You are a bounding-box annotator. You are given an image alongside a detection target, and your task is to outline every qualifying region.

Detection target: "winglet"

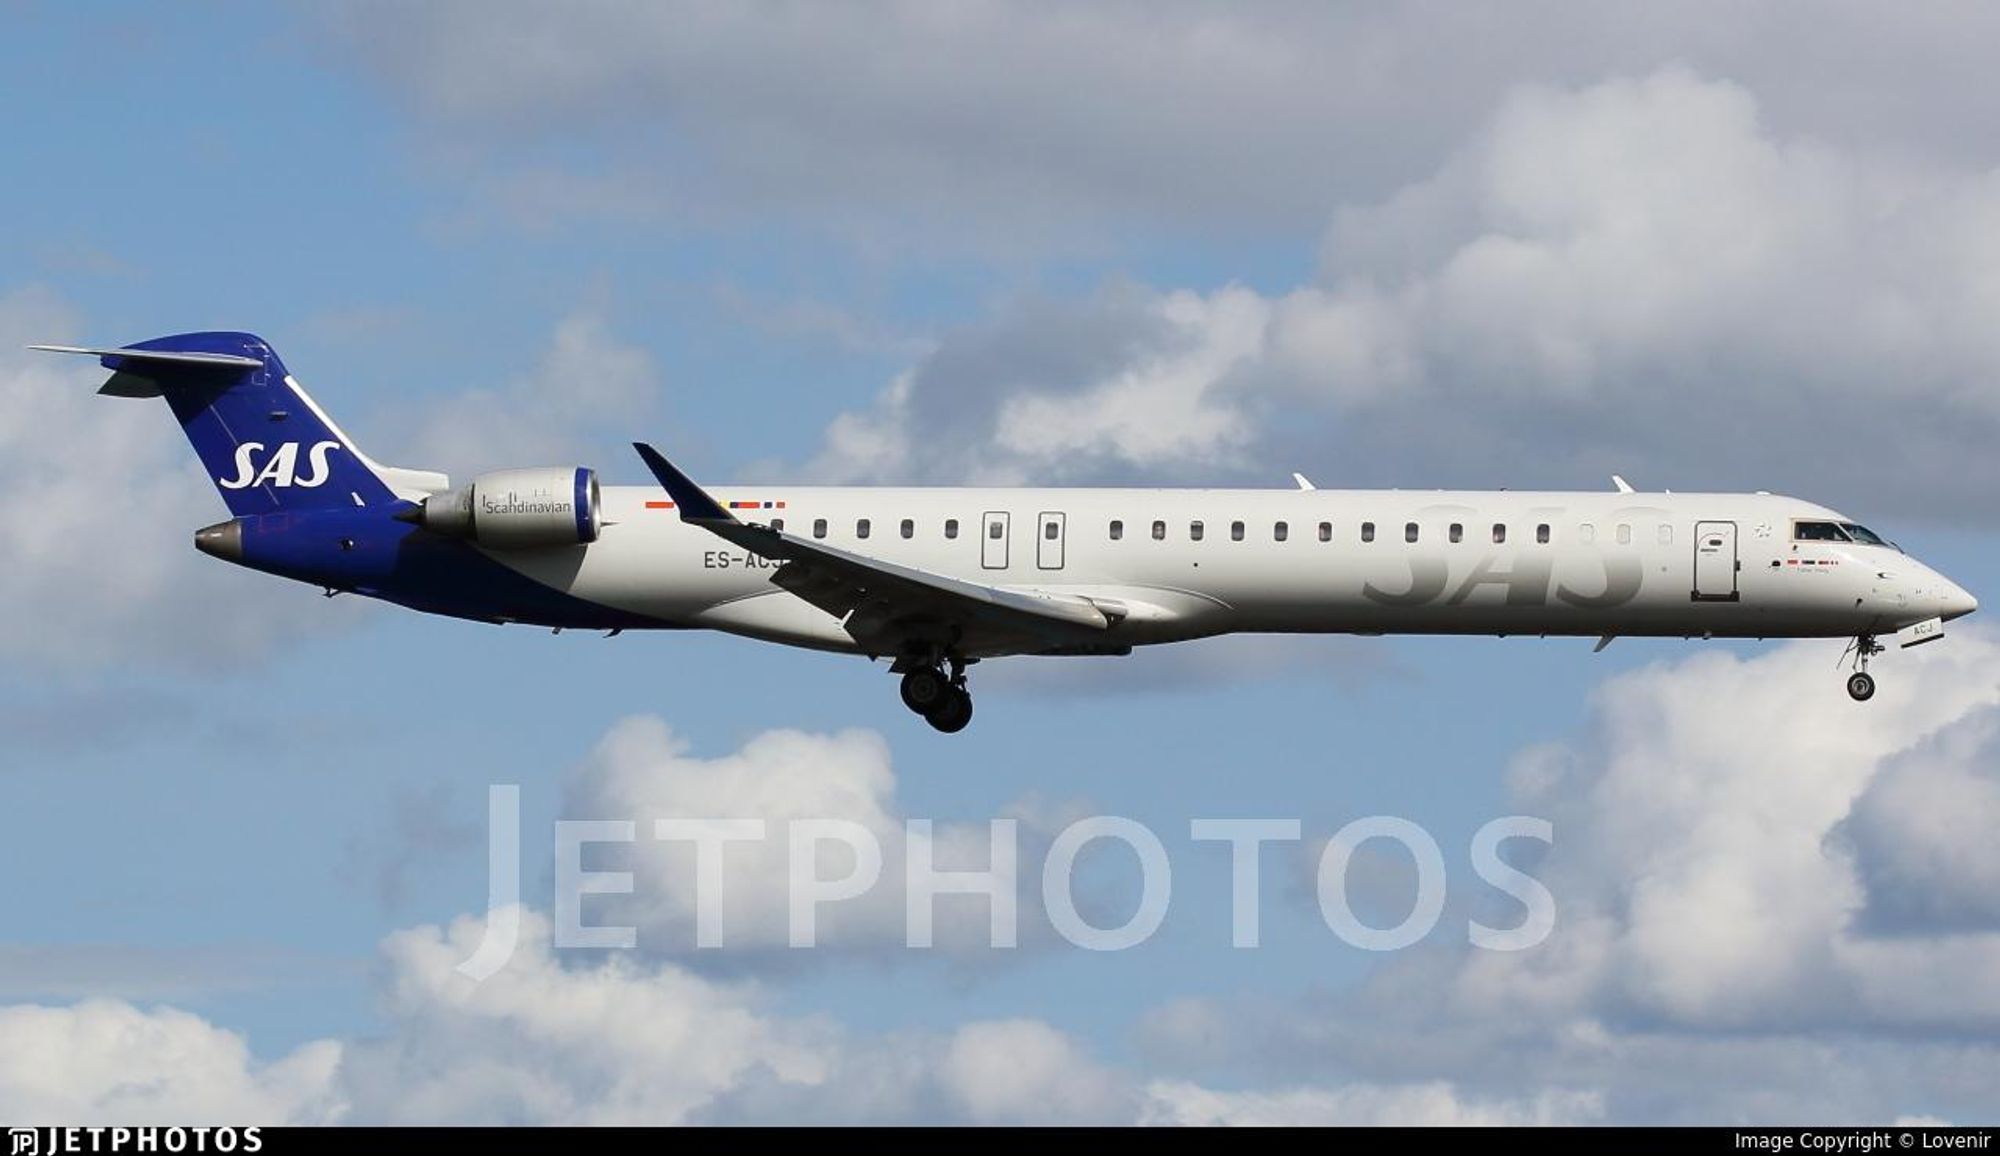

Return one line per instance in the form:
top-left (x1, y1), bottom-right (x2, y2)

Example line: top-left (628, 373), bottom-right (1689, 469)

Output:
top-left (632, 442), bottom-right (736, 524)
top-left (1292, 472), bottom-right (1316, 491)
top-left (1611, 474), bottom-right (1635, 494)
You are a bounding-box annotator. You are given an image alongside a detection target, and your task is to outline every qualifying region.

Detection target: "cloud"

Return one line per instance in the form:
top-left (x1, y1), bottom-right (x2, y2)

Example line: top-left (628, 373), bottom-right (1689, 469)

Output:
top-left (1836, 713), bottom-right (2000, 935)
top-left (340, 909), bottom-right (833, 1124)
top-left (0, 292), bottom-right (666, 679)
top-left (1480, 632), bottom-right (2000, 1035)
top-left (19, 653), bottom-right (2000, 1127)
top-left (0, 286), bottom-right (361, 671)
top-left (0, 1001), bottom-right (344, 1124)
top-left (561, 717), bottom-right (1062, 964)
top-left (1140, 629), bottom-right (2000, 1122)
top-left (0, 906), bottom-right (1141, 1125)
top-left (0, 944), bottom-right (357, 1004)
top-left (938, 1019), bottom-right (1136, 1124)
top-left (795, 68), bottom-right (2000, 525)
top-left (801, 284), bottom-right (1271, 485)
top-left (974, 634), bottom-right (1408, 697)
top-left (0, 906), bottom-right (1578, 1125)
top-left (385, 310), bottom-right (662, 479)
top-left (339, 781), bottom-right (484, 912)
top-left (1142, 1080), bottom-right (1602, 1126)
top-left (324, 3), bottom-right (2000, 247)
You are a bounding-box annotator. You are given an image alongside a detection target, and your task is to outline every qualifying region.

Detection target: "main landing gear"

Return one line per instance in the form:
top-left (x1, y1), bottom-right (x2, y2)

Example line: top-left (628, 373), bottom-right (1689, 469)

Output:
top-left (1842, 634), bottom-right (1885, 702)
top-left (899, 656), bottom-right (974, 733)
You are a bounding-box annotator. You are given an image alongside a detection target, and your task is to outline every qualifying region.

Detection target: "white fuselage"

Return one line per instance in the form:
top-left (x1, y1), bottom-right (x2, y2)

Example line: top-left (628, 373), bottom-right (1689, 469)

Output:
top-left (489, 485), bottom-right (1975, 658)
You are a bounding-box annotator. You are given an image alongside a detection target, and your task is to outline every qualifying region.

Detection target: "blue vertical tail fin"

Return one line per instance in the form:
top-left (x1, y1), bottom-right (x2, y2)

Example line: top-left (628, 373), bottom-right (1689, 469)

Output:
top-left (32, 331), bottom-right (444, 517)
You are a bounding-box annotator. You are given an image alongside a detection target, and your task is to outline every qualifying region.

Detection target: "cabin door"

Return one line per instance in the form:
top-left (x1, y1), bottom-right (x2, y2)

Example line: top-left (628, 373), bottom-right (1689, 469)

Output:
top-left (1693, 521), bottom-right (1739, 601)
top-left (1037, 511), bottom-right (1067, 570)
top-left (982, 511), bottom-right (1010, 569)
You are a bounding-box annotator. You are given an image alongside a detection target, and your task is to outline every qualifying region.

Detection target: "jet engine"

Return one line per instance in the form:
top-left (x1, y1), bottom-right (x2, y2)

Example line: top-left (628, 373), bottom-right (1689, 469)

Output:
top-left (409, 466), bottom-right (602, 548)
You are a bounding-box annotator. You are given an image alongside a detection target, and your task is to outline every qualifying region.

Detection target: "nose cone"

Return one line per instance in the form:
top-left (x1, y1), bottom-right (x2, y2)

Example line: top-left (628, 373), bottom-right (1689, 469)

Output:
top-left (194, 518), bottom-right (244, 562)
top-left (1941, 580), bottom-right (1979, 622)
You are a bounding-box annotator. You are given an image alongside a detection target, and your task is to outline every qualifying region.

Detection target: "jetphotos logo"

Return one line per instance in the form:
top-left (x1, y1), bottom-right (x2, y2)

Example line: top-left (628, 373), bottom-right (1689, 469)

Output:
top-left (455, 786), bottom-right (1557, 981)
top-left (216, 440), bottom-right (341, 489)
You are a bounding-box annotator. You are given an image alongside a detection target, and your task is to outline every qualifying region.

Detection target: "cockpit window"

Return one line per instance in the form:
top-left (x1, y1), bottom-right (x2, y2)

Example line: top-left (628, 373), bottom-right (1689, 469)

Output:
top-left (1793, 521), bottom-right (1852, 542)
top-left (1841, 523), bottom-right (1890, 547)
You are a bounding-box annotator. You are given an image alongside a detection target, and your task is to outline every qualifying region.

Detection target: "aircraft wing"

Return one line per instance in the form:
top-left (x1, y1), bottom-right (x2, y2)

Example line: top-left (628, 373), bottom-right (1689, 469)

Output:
top-left (632, 443), bottom-right (1118, 656)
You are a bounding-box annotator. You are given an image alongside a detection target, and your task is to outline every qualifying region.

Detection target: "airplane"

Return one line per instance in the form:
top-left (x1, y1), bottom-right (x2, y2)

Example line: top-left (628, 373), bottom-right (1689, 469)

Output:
top-left (34, 332), bottom-right (1979, 733)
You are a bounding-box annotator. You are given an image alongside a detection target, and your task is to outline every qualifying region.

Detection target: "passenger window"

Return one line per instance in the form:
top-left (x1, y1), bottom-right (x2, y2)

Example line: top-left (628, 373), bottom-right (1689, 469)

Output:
top-left (1152, 520), bottom-right (1166, 541)
top-left (1580, 523), bottom-right (1596, 544)
top-left (1191, 520), bottom-right (1205, 541)
top-left (1361, 522), bottom-right (1376, 543)
top-left (1405, 522), bottom-right (1419, 543)
top-left (901, 518), bottom-right (914, 539)
top-left (1449, 523), bottom-right (1463, 543)
top-left (813, 518), bottom-right (828, 539)
top-left (1230, 521), bottom-right (1245, 541)
top-left (1318, 522), bottom-right (1332, 542)
top-left (945, 518), bottom-right (959, 540)
top-left (770, 518), bottom-right (784, 533)
top-left (1657, 524), bottom-right (1672, 546)
top-left (1616, 523), bottom-right (1631, 545)
top-left (1044, 521), bottom-right (1059, 540)
top-left (1274, 521), bottom-right (1289, 542)
top-left (857, 518), bottom-right (871, 539)
top-left (1536, 523), bottom-right (1551, 544)
top-left (988, 520), bottom-right (1003, 540)
top-left (1109, 519), bottom-right (1123, 541)
top-left (1492, 524), bottom-right (1506, 544)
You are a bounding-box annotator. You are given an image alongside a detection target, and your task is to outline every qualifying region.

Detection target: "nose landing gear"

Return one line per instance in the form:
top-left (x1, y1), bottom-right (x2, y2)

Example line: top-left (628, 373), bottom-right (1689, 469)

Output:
top-left (1842, 634), bottom-right (1884, 702)
top-left (899, 655), bottom-right (974, 733)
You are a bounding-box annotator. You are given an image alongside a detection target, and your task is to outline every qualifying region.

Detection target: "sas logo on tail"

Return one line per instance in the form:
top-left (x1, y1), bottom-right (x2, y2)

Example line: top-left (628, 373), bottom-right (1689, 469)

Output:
top-left (218, 441), bottom-right (342, 489)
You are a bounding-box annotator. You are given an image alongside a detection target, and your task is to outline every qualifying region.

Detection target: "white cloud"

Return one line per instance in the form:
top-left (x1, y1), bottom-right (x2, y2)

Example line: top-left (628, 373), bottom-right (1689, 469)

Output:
top-left (563, 717), bottom-right (1055, 961)
top-left (0, 1001), bottom-right (344, 1125)
top-left (974, 633), bottom-right (1407, 697)
top-left (1838, 713), bottom-right (2000, 934)
top-left (939, 1019), bottom-right (1135, 1124)
top-left (1140, 629), bottom-right (2000, 1122)
top-left (804, 286), bottom-right (1270, 485)
top-left (1141, 1079), bottom-right (1602, 1126)
top-left (341, 909), bottom-right (832, 1124)
top-left (326, 3), bottom-right (2000, 247)
top-left (0, 906), bottom-right (1140, 1125)
top-left (0, 294), bottom-right (659, 674)
top-left (1480, 632), bottom-right (2000, 1033)
top-left (387, 311), bottom-right (661, 479)
top-left (795, 68), bottom-right (2000, 525)
top-left (15, 660), bottom-right (2000, 1126)
top-left (988, 289), bottom-right (1269, 474)
top-left (0, 286), bottom-right (358, 670)
top-left (0, 910), bottom-right (1588, 1126)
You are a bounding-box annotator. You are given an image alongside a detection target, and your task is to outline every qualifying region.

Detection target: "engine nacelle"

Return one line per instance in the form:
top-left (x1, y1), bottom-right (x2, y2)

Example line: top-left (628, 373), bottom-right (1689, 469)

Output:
top-left (413, 466), bottom-right (602, 548)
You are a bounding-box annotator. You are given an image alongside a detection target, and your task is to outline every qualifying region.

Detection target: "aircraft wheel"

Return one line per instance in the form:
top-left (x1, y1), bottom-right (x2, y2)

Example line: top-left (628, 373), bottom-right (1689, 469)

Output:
top-left (901, 667), bottom-right (950, 714)
top-left (925, 687), bottom-right (974, 733)
top-left (1847, 671), bottom-right (1876, 702)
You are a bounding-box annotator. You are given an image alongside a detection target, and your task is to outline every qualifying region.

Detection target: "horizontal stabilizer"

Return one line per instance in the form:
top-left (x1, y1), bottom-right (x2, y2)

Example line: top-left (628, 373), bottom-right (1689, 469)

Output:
top-left (29, 344), bottom-right (265, 370)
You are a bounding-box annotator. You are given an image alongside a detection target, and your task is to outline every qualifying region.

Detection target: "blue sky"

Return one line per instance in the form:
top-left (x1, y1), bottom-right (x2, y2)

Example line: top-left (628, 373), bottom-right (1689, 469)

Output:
top-left (4, 2), bottom-right (2000, 1125)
